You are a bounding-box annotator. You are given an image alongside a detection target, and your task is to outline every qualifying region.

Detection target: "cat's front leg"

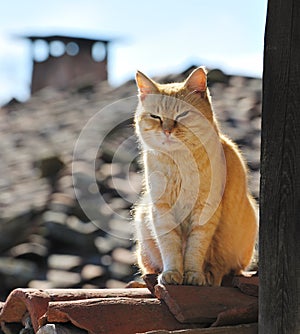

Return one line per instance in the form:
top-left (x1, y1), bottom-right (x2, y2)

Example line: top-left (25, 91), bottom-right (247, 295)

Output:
top-left (153, 207), bottom-right (184, 285)
top-left (183, 214), bottom-right (219, 286)
top-left (183, 228), bottom-right (208, 286)
top-left (158, 231), bottom-right (184, 284)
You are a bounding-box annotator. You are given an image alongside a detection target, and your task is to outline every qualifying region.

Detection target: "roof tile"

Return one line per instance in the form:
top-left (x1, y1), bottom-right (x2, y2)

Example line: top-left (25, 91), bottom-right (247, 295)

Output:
top-left (138, 323), bottom-right (258, 333)
top-left (154, 284), bottom-right (257, 325)
top-left (232, 275), bottom-right (259, 297)
top-left (44, 297), bottom-right (190, 334)
top-left (0, 288), bottom-right (152, 332)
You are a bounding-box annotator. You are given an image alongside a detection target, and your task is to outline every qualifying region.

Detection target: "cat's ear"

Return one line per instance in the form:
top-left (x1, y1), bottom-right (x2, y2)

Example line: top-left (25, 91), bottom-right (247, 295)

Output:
top-left (136, 71), bottom-right (159, 100)
top-left (184, 67), bottom-right (207, 96)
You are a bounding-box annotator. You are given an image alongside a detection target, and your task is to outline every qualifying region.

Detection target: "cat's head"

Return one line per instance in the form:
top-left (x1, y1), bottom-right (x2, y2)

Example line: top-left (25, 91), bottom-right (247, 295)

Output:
top-left (134, 67), bottom-right (216, 152)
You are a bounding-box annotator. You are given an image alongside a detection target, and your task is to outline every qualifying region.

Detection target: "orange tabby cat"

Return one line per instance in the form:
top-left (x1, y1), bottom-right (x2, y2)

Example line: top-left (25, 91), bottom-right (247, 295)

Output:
top-left (134, 67), bottom-right (257, 286)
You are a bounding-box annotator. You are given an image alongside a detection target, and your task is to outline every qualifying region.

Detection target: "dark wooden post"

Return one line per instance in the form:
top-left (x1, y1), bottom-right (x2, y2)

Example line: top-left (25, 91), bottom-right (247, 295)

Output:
top-left (260, 0), bottom-right (300, 333)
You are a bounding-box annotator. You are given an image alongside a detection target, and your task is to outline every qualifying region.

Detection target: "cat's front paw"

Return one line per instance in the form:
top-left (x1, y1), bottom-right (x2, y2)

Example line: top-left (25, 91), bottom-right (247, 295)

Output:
top-left (159, 270), bottom-right (183, 285)
top-left (183, 270), bottom-right (206, 286)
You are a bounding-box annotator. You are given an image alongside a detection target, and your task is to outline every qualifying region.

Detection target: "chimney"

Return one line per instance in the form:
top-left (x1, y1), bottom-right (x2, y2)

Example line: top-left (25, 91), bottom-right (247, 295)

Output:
top-left (24, 35), bottom-right (111, 93)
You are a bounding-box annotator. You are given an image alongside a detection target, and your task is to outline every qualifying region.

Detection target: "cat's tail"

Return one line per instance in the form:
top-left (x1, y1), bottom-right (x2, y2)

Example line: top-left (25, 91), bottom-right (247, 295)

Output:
top-left (246, 210), bottom-right (259, 272)
top-left (246, 238), bottom-right (259, 271)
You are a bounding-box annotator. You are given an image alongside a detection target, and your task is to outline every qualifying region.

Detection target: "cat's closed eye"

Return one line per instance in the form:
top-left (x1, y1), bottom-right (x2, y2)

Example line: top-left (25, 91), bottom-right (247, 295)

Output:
top-left (176, 110), bottom-right (190, 120)
top-left (150, 114), bottom-right (162, 120)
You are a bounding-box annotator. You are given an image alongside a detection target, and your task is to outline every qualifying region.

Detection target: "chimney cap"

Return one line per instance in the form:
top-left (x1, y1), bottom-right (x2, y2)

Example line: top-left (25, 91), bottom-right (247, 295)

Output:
top-left (17, 34), bottom-right (114, 45)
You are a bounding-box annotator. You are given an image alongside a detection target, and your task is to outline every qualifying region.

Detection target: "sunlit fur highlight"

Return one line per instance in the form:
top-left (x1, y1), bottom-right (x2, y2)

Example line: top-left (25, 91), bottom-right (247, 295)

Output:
top-left (134, 67), bottom-right (258, 286)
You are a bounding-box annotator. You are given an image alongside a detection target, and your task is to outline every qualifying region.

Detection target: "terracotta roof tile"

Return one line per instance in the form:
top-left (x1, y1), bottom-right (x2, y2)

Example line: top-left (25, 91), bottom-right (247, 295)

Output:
top-left (155, 285), bottom-right (257, 326)
top-left (232, 275), bottom-right (259, 297)
top-left (0, 275), bottom-right (258, 333)
top-left (0, 288), bottom-right (152, 332)
top-left (139, 323), bottom-right (258, 333)
top-left (44, 297), bottom-right (189, 334)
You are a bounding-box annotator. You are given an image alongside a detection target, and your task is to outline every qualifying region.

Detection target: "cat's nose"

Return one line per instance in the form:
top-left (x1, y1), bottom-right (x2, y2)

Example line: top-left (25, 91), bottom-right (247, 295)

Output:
top-left (162, 118), bottom-right (175, 137)
top-left (163, 129), bottom-right (172, 137)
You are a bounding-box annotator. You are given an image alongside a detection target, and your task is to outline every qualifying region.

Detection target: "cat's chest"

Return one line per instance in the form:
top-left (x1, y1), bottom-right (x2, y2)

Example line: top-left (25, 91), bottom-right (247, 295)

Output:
top-left (148, 153), bottom-right (203, 206)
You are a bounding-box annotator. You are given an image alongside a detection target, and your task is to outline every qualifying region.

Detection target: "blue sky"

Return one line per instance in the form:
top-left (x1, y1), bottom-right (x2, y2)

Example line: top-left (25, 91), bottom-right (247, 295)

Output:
top-left (0, 0), bottom-right (267, 105)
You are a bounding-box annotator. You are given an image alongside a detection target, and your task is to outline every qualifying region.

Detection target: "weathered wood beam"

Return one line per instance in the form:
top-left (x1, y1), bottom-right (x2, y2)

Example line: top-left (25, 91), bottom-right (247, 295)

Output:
top-left (260, 0), bottom-right (300, 333)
